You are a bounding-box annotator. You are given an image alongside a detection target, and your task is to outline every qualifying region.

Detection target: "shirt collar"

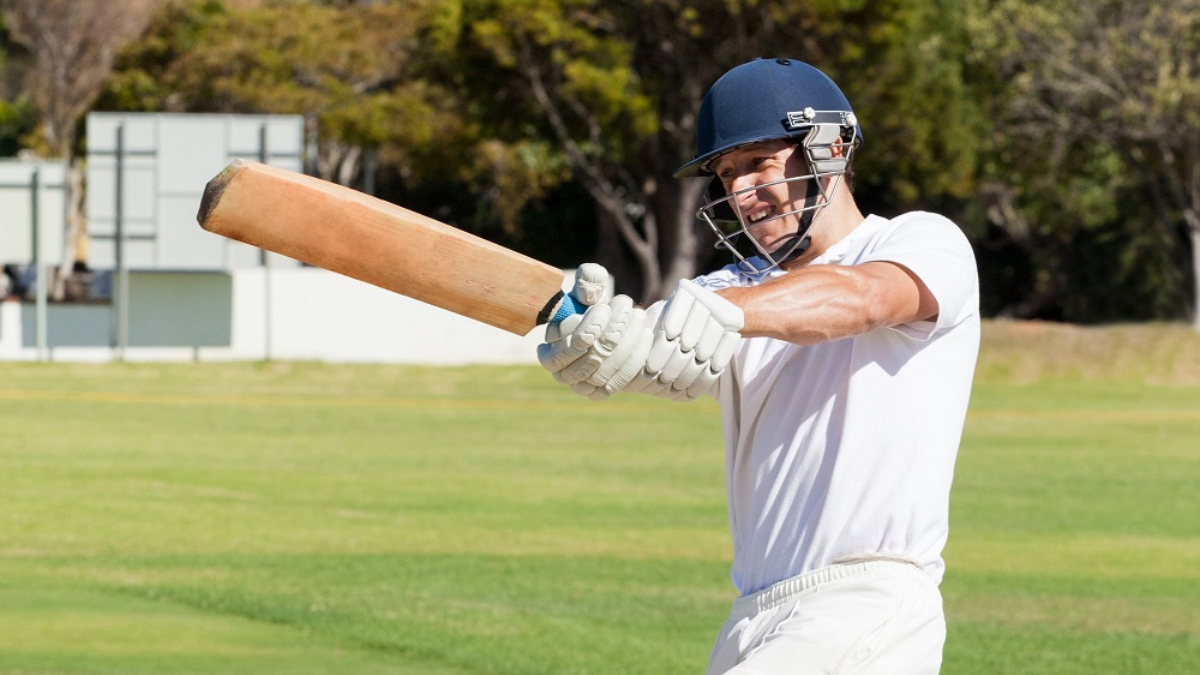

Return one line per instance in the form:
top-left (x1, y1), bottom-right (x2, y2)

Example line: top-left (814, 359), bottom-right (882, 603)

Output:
top-left (811, 215), bottom-right (888, 265)
top-left (735, 214), bottom-right (887, 283)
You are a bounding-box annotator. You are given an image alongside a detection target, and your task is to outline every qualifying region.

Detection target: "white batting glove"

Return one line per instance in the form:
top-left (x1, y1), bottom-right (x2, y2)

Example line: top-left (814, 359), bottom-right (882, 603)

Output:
top-left (542, 295), bottom-right (656, 400)
top-left (624, 279), bottom-right (743, 401)
top-left (538, 264), bottom-right (655, 401)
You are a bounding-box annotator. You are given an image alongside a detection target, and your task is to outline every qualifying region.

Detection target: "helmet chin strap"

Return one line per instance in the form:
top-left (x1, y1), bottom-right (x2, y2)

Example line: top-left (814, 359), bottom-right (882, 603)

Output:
top-left (770, 232), bottom-right (811, 267)
top-left (767, 174), bottom-right (822, 268)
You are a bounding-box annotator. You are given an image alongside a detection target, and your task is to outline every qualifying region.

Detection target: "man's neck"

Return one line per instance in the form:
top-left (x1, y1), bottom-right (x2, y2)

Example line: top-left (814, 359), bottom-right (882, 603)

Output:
top-left (782, 190), bottom-right (865, 268)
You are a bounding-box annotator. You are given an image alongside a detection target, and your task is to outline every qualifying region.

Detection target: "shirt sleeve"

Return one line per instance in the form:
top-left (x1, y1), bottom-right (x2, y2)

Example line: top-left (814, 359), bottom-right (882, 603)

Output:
top-left (692, 264), bottom-right (747, 291)
top-left (860, 212), bottom-right (980, 341)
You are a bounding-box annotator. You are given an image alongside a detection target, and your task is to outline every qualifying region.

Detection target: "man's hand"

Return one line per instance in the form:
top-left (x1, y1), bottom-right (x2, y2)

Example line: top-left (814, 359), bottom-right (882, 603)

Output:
top-left (541, 295), bottom-right (656, 400)
top-left (537, 264), bottom-right (656, 401)
top-left (538, 269), bottom-right (743, 402)
top-left (625, 279), bottom-right (743, 401)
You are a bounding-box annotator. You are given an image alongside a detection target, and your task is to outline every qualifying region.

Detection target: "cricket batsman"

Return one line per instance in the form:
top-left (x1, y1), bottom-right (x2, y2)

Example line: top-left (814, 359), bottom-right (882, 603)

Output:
top-left (539, 57), bottom-right (981, 674)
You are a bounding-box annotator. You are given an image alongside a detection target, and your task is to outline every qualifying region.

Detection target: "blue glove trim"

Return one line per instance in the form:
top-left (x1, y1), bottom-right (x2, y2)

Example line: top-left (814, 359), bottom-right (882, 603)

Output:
top-left (551, 292), bottom-right (585, 324)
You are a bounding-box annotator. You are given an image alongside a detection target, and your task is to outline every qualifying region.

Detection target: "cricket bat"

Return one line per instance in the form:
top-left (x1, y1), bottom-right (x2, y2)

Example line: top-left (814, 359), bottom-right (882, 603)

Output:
top-left (196, 159), bottom-right (579, 335)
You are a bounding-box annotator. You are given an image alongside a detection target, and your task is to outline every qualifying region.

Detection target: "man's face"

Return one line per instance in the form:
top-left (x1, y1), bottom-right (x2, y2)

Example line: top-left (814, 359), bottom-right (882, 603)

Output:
top-left (709, 139), bottom-right (813, 254)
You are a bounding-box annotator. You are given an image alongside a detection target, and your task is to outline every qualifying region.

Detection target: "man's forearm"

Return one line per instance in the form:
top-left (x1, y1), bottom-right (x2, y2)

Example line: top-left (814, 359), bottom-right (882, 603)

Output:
top-left (716, 262), bottom-right (935, 345)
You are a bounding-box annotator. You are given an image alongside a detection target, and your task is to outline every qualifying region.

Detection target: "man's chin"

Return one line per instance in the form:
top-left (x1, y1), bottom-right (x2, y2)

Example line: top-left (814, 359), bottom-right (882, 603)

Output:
top-left (778, 256), bottom-right (810, 271)
top-left (762, 233), bottom-right (815, 269)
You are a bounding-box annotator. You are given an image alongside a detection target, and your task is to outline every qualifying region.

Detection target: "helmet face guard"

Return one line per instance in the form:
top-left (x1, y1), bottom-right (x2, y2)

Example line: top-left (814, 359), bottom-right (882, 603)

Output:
top-left (697, 122), bottom-right (857, 274)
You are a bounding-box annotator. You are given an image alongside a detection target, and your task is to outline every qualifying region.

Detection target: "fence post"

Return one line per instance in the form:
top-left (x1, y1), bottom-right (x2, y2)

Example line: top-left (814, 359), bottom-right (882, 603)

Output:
top-left (259, 122), bottom-right (272, 361)
top-left (114, 124), bottom-right (129, 361)
top-left (31, 167), bottom-right (47, 361)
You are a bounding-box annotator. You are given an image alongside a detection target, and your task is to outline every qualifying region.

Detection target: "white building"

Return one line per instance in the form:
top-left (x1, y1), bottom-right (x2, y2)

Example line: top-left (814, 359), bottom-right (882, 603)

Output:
top-left (0, 113), bottom-right (551, 364)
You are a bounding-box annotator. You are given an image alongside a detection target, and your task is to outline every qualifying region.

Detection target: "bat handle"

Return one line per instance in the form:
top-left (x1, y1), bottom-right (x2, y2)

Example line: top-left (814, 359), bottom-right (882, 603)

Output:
top-left (548, 292), bottom-right (586, 324)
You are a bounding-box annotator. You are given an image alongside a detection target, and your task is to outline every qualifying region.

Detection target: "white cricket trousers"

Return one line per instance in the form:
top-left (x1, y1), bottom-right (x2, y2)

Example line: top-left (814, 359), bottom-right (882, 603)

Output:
top-left (705, 560), bottom-right (945, 675)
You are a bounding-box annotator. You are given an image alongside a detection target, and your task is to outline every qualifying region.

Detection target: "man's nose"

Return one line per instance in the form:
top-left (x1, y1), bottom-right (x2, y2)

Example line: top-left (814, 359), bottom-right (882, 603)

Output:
top-left (727, 173), bottom-right (759, 198)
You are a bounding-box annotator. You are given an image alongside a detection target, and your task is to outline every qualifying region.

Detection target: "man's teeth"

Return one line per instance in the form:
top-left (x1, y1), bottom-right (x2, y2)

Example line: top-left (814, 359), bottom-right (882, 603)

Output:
top-left (749, 210), bottom-right (769, 223)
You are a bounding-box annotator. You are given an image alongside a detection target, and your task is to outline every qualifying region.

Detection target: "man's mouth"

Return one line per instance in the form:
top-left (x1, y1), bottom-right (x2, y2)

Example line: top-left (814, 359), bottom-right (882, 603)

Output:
top-left (746, 207), bottom-right (772, 224)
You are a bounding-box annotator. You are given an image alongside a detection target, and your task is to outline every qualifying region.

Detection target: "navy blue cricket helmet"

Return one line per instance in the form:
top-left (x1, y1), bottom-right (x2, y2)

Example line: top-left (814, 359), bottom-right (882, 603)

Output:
top-left (678, 58), bottom-right (864, 273)
top-left (674, 58), bottom-right (861, 178)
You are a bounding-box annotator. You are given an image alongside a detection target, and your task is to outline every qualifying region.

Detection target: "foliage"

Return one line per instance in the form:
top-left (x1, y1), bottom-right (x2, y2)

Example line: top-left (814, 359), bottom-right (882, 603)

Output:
top-left (840, 0), bottom-right (987, 215)
top-left (99, 0), bottom-right (469, 191)
top-left (7, 0), bottom-right (1199, 322)
top-left (1, 0), bottom-right (157, 156)
top-left (94, 0), bottom-right (993, 302)
top-left (966, 0), bottom-right (1200, 322)
top-left (0, 95), bottom-right (34, 156)
top-left (436, 0), bottom-right (987, 299)
top-left (444, 0), bottom-right (670, 293)
top-left (0, 15), bottom-right (36, 157)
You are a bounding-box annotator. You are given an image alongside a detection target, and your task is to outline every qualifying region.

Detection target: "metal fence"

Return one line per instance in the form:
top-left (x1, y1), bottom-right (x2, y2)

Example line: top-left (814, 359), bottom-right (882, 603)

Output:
top-left (0, 159), bottom-right (67, 360)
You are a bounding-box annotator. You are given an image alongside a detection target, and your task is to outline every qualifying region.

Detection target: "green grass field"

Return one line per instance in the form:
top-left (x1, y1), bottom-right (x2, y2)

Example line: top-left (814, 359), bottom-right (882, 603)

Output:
top-left (0, 320), bottom-right (1197, 674)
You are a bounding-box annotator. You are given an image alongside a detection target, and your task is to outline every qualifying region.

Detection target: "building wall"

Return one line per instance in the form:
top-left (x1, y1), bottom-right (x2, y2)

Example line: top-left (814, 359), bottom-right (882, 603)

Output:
top-left (0, 114), bottom-right (565, 366)
top-left (0, 267), bottom-right (558, 365)
top-left (86, 112), bottom-right (305, 271)
top-left (0, 158), bottom-right (67, 266)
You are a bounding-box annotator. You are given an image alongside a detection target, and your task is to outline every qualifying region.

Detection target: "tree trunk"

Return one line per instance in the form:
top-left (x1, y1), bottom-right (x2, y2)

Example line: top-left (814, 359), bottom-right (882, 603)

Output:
top-left (337, 145), bottom-right (362, 188)
top-left (659, 178), bottom-right (708, 289)
top-left (52, 155), bottom-right (85, 301)
top-left (590, 207), bottom-right (629, 294)
top-left (1191, 224), bottom-right (1200, 330)
top-left (573, 172), bottom-right (661, 304)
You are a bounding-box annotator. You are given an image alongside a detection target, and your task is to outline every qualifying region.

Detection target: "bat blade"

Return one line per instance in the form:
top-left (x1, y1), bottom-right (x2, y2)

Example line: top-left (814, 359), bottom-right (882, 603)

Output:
top-left (197, 160), bottom-right (568, 336)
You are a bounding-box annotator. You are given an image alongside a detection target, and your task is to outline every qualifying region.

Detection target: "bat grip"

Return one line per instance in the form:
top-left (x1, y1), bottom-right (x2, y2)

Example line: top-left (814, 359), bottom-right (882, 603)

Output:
top-left (549, 292), bottom-right (586, 324)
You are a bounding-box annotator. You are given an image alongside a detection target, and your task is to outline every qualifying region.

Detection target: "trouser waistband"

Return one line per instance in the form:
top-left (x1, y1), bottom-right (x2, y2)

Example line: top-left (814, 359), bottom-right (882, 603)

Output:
top-left (732, 557), bottom-right (924, 616)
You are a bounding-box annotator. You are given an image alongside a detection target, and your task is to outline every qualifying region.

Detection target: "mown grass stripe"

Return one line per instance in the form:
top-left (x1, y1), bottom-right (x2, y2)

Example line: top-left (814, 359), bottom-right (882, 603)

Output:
top-left (4, 387), bottom-right (1198, 421)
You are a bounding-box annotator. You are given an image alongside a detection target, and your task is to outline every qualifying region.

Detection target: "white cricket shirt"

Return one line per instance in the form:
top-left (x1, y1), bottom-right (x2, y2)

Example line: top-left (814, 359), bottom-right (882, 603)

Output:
top-left (696, 212), bottom-right (980, 595)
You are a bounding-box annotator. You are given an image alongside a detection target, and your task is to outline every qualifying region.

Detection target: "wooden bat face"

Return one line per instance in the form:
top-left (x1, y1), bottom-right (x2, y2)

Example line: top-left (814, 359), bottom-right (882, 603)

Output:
top-left (197, 160), bottom-right (570, 335)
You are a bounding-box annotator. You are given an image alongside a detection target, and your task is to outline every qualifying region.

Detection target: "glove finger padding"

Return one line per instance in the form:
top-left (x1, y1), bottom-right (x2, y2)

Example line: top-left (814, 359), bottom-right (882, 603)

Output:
top-left (639, 278), bottom-right (744, 400)
top-left (544, 312), bottom-right (582, 344)
top-left (660, 286), bottom-right (696, 341)
top-left (579, 300), bottom-right (657, 396)
top-left (570, 380), bottom-right (605, 401)
top-left (538, 302), bottom-right (612, 375)
top-left (676, 332), bottom-right (739, 399)
top-left (653, 342), bottom-right (695, 383)
top-left (710, 331), bottom-right (741, 371)
top-left (668, 357), bottom-right (708, 393)
top-left (553, 295), bottom-right (639, 385)
top-left (585, 307), bottom-right (653, 387)
top-left (663, 330), bottom-right (741, 400)
top-left (684, 366), bottom-right (722, 400)
top-left (623, 369), bottom-right (673, 396)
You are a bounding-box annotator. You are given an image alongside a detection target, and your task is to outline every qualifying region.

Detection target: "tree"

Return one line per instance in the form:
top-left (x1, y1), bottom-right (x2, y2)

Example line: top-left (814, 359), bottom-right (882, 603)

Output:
top-left (445, 0), bottom-right (985, 301)
top-left (0, 0), bottom-right (159, 297)
top-left (0, 95), bottom-right (35, 158)
top-left (101, 0), bottom-right (467, 193)
top-left (1, 12), bottom-right (38, 157)
top-left (968, 0), bottom-right (1199, 324)
top-left (99, 0), bottom-right (987, 306)
top-left (840, 0), bottom-right (985, 216)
